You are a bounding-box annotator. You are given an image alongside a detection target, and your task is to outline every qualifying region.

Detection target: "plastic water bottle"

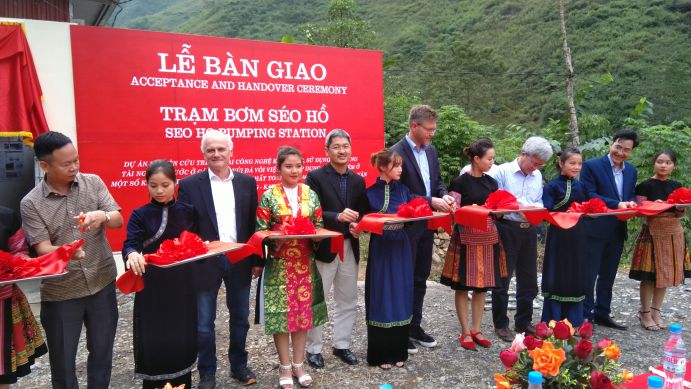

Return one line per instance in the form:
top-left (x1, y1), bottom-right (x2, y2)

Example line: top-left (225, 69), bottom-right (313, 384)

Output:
top-left (378, 384), bottom-right (393, 389)
top-left (527, 370), bottom-right (543, 389)
top-left (663, 323), bottom-right (686, 389)
top-left (648, 375), bottom-right (663, 388)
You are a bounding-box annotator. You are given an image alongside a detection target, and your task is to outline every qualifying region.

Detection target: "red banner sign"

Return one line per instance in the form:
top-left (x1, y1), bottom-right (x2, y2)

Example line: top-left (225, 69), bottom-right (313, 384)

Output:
top-left (70, 26), bottom-right (384, 247)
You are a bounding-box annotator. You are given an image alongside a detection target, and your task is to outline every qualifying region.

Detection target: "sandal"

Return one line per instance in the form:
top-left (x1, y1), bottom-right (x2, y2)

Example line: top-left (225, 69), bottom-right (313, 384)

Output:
top-left (471, 331), bottom-right (492, 348)
top-left (651, 307), bottom-right (666, 329)
top-left (278, 364), bottom-right (294, 389)
top-left (458, 333), bottom-right (476, 350)
top-left (379, 363), bottom-right (392, 370)
top-left (638, 310), bottom-right (660, 331)
top-left (292, 361), bottom-right (312, 388)
top-left (395, 361), bottom-right (405, 368)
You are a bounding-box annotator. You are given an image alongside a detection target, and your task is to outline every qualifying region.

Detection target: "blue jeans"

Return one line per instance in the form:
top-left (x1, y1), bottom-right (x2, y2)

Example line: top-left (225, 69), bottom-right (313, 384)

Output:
top-left (197, 257), bottom-right (251, 377)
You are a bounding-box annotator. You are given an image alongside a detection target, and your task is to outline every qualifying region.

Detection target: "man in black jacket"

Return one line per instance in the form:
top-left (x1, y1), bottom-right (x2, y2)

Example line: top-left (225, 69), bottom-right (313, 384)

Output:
top-left (305, 129), bottom-right (368, 369)
top-left (391, 105), bottom-right (455, 353)
top-left (178, 130), bottom-right (259, 388)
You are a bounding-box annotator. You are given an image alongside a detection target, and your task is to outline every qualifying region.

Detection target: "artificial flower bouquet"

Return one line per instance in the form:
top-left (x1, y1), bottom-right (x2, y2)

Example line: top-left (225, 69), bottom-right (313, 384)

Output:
top-left (495, 320), bottom-right (633, 389)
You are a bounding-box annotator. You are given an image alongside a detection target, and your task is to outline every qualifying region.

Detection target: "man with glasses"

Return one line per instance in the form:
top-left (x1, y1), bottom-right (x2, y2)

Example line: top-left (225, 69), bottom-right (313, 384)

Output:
top-left (580, 129), bottom-right (639, 330)
top-left (391, 105), bottom-right (455, 353)
top-left (304, 129), bottom-right (368, 369)
top-left (488, 136), bottom-right (553, 342)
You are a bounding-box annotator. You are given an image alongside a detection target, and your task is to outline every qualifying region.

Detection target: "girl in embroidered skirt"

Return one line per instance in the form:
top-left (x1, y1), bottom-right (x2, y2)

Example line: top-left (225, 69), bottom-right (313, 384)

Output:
top-left (441, 138), bottom-right (501, 350)
top-left (630, 150), bottom-right (690, 331)
top-left (256, 147), bottom-right (326, 389)
top-left (0, 206), bottom-right (47, 387)
top-left (122, 160), bottom-right (198, 389)
top-left (362, 148), bottom-right (414, 369)
top-left (540, 148), bottom-right (588, 327)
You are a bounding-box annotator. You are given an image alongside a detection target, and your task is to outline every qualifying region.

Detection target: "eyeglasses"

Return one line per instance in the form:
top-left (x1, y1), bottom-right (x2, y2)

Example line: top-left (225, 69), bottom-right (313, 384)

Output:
top-left (329, 144), bottom-right (351, 152)
top-left (612, 143), bottom-right (633, 155)
top-left (417, 123), bottom-right (437, 134)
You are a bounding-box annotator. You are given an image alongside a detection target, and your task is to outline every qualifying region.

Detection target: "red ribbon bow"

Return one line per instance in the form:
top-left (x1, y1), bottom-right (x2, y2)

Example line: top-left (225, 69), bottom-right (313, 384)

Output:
top-left (283, 216), bottom-right (317, 235)
top-left (667, 187), bottom-right (691, 204)
top-left (484, 190), bottom-right (519, 210)
top-left (397, 198), bottom-right (433, 218)
top-left (568, 198), bottom-right (608, 214)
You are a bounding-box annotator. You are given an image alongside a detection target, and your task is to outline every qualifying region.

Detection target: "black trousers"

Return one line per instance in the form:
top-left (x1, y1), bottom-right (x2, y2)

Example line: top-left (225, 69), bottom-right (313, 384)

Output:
top-left (491, 221), bottom-right (538, 329)
top-left (40, 282), bottom-right (118, 389)
top-left (406, 225), bottom-right (434, 329)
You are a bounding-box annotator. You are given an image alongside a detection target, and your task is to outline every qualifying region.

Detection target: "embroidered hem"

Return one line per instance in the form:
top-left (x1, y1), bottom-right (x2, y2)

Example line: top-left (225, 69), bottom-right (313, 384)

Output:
top-left (134, 360), bottom-right (196, 381)
top-left (543, 293), bottom-right (585, 303)
top-left (367, 315), bottom-right (412, 328)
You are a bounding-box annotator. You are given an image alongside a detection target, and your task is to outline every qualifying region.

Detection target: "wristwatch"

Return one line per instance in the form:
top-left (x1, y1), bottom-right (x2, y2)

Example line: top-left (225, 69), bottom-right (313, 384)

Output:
top-left (104, 211), bottom-right (111, 223)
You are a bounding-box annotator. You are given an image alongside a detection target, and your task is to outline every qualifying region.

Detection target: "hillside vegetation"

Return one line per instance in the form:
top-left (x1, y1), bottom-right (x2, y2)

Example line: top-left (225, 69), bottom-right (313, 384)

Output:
top-left (114, 0), bottom-right (691, 129)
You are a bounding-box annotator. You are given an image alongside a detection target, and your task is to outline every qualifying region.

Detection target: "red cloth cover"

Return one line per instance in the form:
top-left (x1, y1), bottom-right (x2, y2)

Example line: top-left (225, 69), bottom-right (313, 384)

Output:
top-left (0, 240), bottom-right (83, 281)
top-left (246, 229), bottom-right (344, 262)
top-left (0, 23), bottom-right (50, 143)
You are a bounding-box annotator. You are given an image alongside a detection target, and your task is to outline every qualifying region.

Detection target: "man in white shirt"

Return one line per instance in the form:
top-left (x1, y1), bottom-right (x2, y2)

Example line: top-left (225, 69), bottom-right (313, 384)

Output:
top-left (488, 136), bottom-right (553, 342)
top-left (178, 130), bottom-right (260, 388)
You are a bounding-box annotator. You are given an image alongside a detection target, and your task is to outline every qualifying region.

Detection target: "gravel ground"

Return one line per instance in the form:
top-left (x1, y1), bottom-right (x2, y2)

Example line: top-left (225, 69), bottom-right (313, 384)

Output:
top-left (16, 269), bottom-right (691, 389)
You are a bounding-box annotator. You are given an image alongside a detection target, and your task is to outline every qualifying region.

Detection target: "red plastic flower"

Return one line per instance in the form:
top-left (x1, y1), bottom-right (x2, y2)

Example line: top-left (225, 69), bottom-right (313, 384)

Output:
top-left (568, 198), bottom-right (608, 213)
top-left (484, 190), bottom-right (519, 210)
top-left (667, 187), bottom-right (691, 204)
top-left (535, 322), bottom-right (552, 339)
top-left (499, 349), bottom-right (519, 368)
top-left (573, 338), bottom-right (593, 359)
top-left (590, 371), bottom-right (616, 389)
top-left (553, 321), bottom-right (573, 340)
top-left (397, 198), bottom-right (433, 217)
top-left (523, 335), bottom-right (543, 351)
top-left (578, 322), bottom-right (593, 339)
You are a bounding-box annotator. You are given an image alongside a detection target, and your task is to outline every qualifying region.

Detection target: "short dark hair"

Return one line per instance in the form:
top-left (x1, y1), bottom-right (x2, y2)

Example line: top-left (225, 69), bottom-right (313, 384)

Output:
top-left (146, 160), bottom-right (177, 183)
top-left (325, 129), bottom-right (351, 148)
top-left (276, 146), bottom-right (303, 170)
top-left (612, 128), bottom-right (640, 148)
top-left (33, 131), bottom-right (73, 161)
top-left (653, 149), bottom-right (677, 165)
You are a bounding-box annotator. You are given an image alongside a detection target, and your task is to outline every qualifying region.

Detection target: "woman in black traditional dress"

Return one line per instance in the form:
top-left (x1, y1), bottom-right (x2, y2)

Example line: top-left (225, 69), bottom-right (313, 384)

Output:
top-left (122, 160), bottom-right (198, 389)
top-left (540, 148), bottom-right (588, 327)
top-left (0, 206), bottom-right (47, 388)
top-left (630, 150), bottom-right (690, 331)
top-left (441, 138), bottom-right (501, 350)
top-left (363, 148), bottom-right (414, 369)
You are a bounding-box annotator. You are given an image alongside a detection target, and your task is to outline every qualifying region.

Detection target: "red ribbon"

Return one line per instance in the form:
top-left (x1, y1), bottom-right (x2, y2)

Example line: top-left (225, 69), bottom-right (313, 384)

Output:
top-left (0, 240), bottom-right (84, 282)
top-left (484, 190), bottom-right (520, 210)
top-left (116, 231), bottom-right (257, 294)
top-left (355, 212), bottom-right (452, 235)
top-left (283, 216), bottom-right (317, 235)
top-left (246, 228), bottom-right (344, 261)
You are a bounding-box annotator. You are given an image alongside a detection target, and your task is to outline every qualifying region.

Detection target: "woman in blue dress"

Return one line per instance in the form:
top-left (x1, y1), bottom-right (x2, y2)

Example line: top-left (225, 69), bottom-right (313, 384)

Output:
top-left (122, 160), bottom-right (198, 389)
top-left (541, 148), bottom-right (588, 327)
top-left (363, 148), bottom-right (414, 369)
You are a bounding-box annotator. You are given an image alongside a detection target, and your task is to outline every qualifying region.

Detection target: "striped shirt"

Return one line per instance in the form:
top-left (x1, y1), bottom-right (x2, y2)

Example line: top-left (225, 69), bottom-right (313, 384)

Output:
top-left (20, 173), bottom-right (120, 302)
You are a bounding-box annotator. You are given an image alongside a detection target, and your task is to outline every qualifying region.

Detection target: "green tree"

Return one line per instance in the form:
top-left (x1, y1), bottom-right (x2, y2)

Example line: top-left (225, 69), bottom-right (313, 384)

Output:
top-left (301, 0), bottom-right (375, 48)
